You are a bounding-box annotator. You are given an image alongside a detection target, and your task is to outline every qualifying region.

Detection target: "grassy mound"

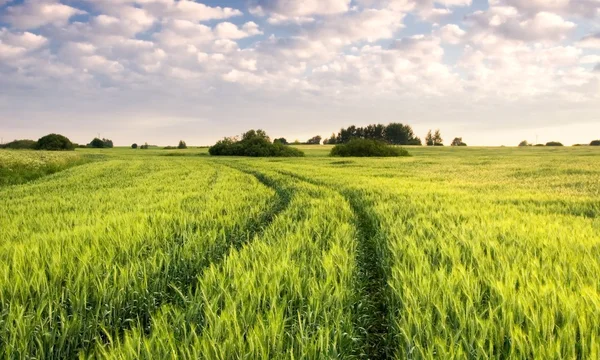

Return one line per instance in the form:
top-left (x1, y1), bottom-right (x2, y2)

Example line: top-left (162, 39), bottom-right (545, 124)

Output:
top-left (330, 139), bottom-right (410, 157)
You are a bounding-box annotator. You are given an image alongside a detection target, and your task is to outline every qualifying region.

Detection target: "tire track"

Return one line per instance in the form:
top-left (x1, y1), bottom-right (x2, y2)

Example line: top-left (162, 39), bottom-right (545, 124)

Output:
top-left (275, 169), bottom-right (393, 359)
top-left (39, 163), bottom-right (292, 358)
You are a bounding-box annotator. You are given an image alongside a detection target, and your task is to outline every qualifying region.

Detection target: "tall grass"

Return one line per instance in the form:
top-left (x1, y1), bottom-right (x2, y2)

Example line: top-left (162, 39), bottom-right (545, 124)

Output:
top-left (0, 147), bottom-right (598, 358)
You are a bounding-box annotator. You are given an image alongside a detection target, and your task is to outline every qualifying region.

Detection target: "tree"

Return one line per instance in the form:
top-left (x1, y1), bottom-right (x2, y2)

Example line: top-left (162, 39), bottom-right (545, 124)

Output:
top-left (385, 123), bottom-right (419, 145)
top-left (306, 135), bottom-right (322, 145)
top-left (1, 139), bottom-right (36, 149)
top-left (590, 140), bottom-right (600, 146)
top-left (140, 142), bottom-right (149, 149)
top-left (451, 137), bottom-right (467, 146)
top-left (273, 138), bottom-right (288, 145)
top-left (209, 130), bottom-right (304, 157)
top-left (35, 134), bottom-right (75, 151)
top-left (518, 140), bottom-right (530, 147)
top-left (242, 129), bottom-right (269, 142)
top-left (433, 130), bottom-right (443, 146)
top-left (324, 133), bottom-right (337, 145)
top-left (425, 130), bottom-right (434, 146)
top-left (89, 137), bottom-right (113, 148)
top-left (546, 141), bottom-right (563, 146)
top-left (178, 140), bottom-right (187, 149)
top-left (131, 143), bottom-right (138, 149)
top-left (89, 138), bottom-right (105, 148)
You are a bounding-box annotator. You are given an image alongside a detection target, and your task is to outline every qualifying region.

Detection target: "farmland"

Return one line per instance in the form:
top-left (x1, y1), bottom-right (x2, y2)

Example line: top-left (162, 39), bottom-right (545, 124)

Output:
top-left (0, 146), bottom-right (599, 359)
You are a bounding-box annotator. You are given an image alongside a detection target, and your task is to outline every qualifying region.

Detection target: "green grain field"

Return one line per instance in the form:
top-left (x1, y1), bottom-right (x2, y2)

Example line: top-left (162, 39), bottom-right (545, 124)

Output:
top-left (1, 146), bottom-right (599, 359)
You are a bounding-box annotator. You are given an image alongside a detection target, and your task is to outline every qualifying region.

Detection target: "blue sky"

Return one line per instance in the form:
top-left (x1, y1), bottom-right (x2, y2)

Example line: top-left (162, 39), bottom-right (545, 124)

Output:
top-left (0, 0), bottom-right (599, 146)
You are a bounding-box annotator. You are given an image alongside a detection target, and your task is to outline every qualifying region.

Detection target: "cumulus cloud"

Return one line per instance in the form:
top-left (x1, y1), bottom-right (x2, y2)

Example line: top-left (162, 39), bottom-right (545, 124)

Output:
top-left (1, 0), bottom-right (599, 146)
top-left (2, 0), bottom-right (85, 29)
top-left (578, 33), bottom-right (600, 48)
top-left (249, 0), bottom-right (351, 17)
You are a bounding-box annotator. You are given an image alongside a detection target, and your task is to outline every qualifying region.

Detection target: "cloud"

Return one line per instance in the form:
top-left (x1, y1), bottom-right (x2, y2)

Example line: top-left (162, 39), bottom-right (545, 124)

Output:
top-left (1, 0), bottom-right (599, 146)
top-left (2, 0), bottom-right (85, 29)
top-left (578, 33), bottom-right (600, 48)
top-left (465, 7), bottom-right (575, 43)
top-left (249, 0), bottom-right (351, 17)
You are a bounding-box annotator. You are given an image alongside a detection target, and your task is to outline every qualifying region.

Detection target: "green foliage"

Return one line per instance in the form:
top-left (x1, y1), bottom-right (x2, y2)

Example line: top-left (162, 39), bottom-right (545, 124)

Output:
top-left (451, 137), bottom-right (467, 146)
top-left (209, 130), bottom-right (305, 157)
top-left (590, 140), bottom-right (600, 146)
top-left (332, 123), bottom-right (421, 145)
top-left (89, 138), bottom-right (114, 148)
top-left (35, 133), bottom-right (75, 151)
top-left (546, 141), bottom-right (564, 146)
top-left (131, 143), bottom-right (138, 149)
top-left (273, 137), bottom-right (288, 145)
top-left (330, 138), bottom-right (410, 157)
top-left (0, 151), bottom-right (89, 186)
top-left (306, 135), bottom-right (322, 145)
top-left (178, 140), bottom-right (187, 149)
top-left (140, 142), bottom-right (149, 149)
top-left (0, 139), bottom-right (37, 149)
top-left (519, 140), bottom-right (530, 147)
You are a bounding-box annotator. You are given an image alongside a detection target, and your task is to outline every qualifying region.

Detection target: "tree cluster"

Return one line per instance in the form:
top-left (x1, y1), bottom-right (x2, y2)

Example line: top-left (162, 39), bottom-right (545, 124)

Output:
top-left (209, 130), bottom-right (305, 157)
top-left (324, 123), bottom-right (422, 145)
top-left (0, 139), bottom-right (37, 149)
top-left (451, 137), bottom-right (467, 146)
top-left (330, 138), bottom-right (410, 157)
top-left (88, 138), bottom-right (114, 148)
top-left (35, 134), bottom-right (75, 151)
top-left (425, 130), bottom-right (444, 146)
top-left (589, 140), bottom-right (600, 146)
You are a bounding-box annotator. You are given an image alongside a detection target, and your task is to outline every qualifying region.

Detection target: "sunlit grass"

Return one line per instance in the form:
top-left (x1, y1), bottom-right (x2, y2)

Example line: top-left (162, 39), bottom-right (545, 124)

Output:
top-left (0, 146), bottom-right (598, 358)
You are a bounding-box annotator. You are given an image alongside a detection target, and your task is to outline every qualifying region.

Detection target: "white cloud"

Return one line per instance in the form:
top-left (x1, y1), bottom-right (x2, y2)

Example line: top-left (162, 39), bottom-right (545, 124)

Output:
top-left (249, 0), bottom-right (351, 17)
top-left (578, 33), bottom-right (600, 48)
top-left (2, 0), bottom-right (85, 29)
top-left (215, 22), bottom-right (263, 40)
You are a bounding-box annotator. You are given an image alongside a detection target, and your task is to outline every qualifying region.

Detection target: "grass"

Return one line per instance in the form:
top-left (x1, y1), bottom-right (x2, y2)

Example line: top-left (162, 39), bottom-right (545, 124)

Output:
top-left (0, 146), bottom-right (599, 358)
top-left (0, 150), bottom-right (96, 187)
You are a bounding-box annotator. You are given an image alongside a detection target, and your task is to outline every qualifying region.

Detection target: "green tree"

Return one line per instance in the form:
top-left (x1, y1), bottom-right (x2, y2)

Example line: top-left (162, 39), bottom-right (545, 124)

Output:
top-left (35, 134), bottom-right (75, 151)
top-left (131, 143), bottom-right (138, 149)
top-left (518, 140), bottom-right (530, 147)
top-left (590, 140), bottom-right (600, 146)
top-left (178, 140), bottom-right (187, 149)
top-left (273, 138), bottom-right (288, 145)
top-left (306, 136), bottom-right (322, 145)
top-left (546, 141), bottom-right (563, 146)
top-left (433, 130), bottom-right (443, 146)
top-left (1, 139), bottom-right (36, 149)
top-left (89, 138), bottom-right (105, 148)
top-left (451, 137), bottom-right (467, 146)
top-left (425, 130), bottom-right (434, 146)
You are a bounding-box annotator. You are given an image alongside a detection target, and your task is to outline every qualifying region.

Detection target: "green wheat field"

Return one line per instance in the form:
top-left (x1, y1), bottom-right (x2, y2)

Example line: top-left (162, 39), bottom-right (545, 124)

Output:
top-left (1, 146), bottom-right (599, 359)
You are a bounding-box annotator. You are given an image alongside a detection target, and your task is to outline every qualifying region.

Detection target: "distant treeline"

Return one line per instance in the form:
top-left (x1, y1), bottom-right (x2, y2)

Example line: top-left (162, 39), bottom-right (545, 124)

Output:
top-left (323, 123), bottom-right (423, 145)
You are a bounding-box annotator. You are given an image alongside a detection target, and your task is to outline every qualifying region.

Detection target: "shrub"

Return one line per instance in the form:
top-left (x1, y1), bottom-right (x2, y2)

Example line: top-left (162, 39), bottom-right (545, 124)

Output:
top-left (164, 146), bottom-right (177, 150)
top-left (1, 139), bottom-right (37, 149)
top-left (35, 134), bottom-right (75, 151)
top-left (590, 140), bottom-right (600, 146)
top-left (209, 130), bottom-right (304, 157)
top-left (88, 138), bottom-right (114, 148)
top-left (178, 140), bottom-right (187, 149)
top-left (330, 139), bottom-right (410, 157)
top-left (518, 140), bottom-right (530, 147)
top-left (131, 143), bottom-right (138, 149)
top-left (546, 141), bottom-right (564, 147)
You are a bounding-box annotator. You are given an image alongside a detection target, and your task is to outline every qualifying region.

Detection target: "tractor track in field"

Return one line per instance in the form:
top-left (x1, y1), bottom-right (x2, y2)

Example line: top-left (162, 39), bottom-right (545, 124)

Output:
top-left (75, 164), bottom-right (294, 357)
top-left (274, 169), bottom-right (393, 360)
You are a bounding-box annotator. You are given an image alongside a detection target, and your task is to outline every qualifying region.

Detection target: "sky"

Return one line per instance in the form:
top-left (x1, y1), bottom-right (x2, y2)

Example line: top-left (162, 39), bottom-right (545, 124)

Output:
top-left (0, 0), bottom-right (599, 146)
